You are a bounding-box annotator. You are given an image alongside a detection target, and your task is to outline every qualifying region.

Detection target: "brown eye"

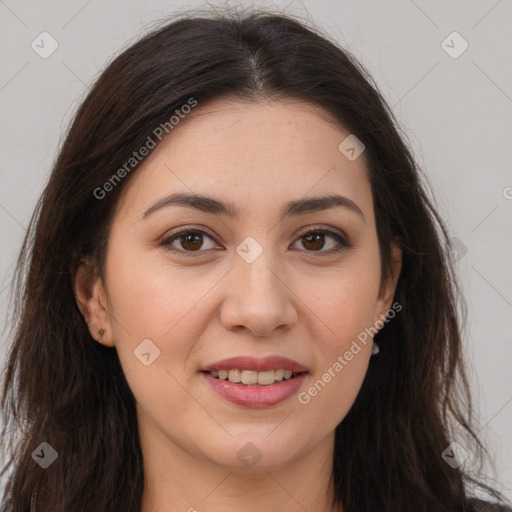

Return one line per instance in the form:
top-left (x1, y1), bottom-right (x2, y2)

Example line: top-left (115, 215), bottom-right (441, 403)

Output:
top-left (293, 228), bottom-right (348, 254)
top-left (180, 232), bottom-right (204, 251)
top-left (302, 232), bottom-right (326, 251)
top-left (161, 229), bottom-right (218, 256)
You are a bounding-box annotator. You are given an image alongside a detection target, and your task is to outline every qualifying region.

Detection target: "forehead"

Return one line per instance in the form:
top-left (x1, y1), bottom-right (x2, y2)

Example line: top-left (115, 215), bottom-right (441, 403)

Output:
top-left (115, 99), bottom-right (373, 223)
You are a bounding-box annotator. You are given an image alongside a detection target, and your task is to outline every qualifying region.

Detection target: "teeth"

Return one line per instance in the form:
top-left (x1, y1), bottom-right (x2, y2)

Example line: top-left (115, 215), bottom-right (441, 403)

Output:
top-left (257, 370), bottom-right (275, 385)
top-left (228, 369), bottom-right (241, 383)
top-left (241, 370), bottom-right (258, 385)
top-left (209, 368), bottom-right (301, 386)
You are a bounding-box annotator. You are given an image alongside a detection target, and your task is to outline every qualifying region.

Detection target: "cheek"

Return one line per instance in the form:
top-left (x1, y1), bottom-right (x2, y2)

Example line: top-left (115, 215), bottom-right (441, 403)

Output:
top-left (300, 349), bottom-right (370, 425)
top-left (104, 250), bottom-right (212, 423)
top-left (299, 263), bottom-right (381, 345)
top-left (105, 244), bottom-right (216, 339)
top-left (293, 264), bottom-right (379, 424)
top-left (103, 246), bottom-right (212, 391)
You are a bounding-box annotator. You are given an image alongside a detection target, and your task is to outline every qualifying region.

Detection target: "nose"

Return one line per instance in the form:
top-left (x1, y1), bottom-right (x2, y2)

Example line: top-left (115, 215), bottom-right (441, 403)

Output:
top-left (219, 251), bottom-right (298, 337)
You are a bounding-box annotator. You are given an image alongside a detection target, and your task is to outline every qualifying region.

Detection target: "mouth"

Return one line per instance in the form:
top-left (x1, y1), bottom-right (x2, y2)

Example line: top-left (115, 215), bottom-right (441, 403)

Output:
top-left (201, 356), bottom-right (309, 408)
top-left (205, 369), bottom-right (305, 386)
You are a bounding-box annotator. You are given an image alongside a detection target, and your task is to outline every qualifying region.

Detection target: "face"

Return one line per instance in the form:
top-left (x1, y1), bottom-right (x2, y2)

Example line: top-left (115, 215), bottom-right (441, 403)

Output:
top-left (75, 99), bottom-right (401, 473)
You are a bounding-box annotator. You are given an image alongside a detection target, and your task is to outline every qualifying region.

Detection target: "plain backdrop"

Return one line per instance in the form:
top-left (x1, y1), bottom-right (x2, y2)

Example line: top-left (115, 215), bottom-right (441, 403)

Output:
top-left (0, 0), bottom-right (511, 502)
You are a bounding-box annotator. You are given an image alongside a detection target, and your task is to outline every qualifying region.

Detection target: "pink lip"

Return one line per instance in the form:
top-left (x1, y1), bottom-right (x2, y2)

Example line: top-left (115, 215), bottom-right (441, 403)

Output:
top-left (202, 355), bottom-right (308, 372)
top-left (203, 372), bottom-right (307, 408)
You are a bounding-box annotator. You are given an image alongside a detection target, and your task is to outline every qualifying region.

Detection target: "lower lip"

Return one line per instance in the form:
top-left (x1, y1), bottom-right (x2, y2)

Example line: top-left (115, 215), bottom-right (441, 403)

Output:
top-left (202, 372), bottom-right (307, 408)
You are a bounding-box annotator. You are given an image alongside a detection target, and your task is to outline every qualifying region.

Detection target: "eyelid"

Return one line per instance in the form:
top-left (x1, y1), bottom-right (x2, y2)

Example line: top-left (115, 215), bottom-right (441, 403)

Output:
top-left (292, 226), bottom-right (350, 253)
top-left (160, 224), bottom-right (350, 257)
top-left (295, 225), bottom-right (348, 242)
top-left (160, 226), bottom-right (220, 257)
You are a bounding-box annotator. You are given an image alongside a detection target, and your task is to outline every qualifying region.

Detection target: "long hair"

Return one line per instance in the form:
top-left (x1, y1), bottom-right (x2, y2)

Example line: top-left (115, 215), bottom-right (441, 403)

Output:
top-left (1, 7), bottom-right (508, 511)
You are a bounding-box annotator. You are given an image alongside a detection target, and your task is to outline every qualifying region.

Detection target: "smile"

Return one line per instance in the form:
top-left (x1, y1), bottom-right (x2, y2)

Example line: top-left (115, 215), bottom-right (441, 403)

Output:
top-left (209, 369), bottom-right (303, 386)
top-left (202, 371), bottom-right (308, 408)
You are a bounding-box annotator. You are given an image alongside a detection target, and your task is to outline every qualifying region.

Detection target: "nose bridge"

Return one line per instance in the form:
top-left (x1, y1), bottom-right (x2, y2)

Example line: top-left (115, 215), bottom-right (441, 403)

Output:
top-left (241, 257), bottom-right (276, 292)
top-left (221, 235), bottom-right (296, 335)
top-left (234, 236), bottom-right (282, 302)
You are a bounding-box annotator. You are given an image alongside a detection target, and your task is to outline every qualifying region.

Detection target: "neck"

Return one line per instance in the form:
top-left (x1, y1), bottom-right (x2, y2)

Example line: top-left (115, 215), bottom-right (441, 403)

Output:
top-left (139, 418), bottom-right (341, 512)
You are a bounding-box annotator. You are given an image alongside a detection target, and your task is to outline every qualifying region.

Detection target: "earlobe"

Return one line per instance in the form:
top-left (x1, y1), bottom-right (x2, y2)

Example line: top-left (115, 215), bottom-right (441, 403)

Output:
top-left (72, 259), bottom-right (112, 346)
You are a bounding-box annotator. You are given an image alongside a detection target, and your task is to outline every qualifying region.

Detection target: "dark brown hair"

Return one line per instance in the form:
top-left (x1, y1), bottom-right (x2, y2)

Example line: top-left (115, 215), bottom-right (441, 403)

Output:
top-left (1, 7), bottom-right (509, 512)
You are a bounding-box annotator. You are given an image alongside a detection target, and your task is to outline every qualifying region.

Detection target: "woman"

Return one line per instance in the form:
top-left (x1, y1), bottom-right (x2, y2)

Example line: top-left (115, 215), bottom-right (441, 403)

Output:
top-left (0, 8), bottom-right (510, 512)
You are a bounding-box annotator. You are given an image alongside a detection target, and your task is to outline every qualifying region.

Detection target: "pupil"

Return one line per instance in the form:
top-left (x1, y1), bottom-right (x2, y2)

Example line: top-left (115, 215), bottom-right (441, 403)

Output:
top-left (183, 233), bottom-right (202, 250)
top-left (305, 233), bottom-right (324, 250)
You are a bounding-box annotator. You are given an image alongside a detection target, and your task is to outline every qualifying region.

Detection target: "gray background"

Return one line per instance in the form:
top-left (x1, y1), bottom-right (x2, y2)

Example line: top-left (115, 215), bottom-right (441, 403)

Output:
top-left (1, 0), bottom-right (511, 501)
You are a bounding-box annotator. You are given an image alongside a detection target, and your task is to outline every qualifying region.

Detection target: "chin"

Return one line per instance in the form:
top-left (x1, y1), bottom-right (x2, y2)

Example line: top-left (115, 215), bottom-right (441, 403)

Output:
top-left (191, 434), bottom-right (291, 470)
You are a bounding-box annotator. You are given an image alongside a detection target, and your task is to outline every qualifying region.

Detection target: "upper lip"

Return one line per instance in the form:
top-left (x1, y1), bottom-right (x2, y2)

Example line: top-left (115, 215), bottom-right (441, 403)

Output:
top-left (202, 356), bottom-right (308, 373)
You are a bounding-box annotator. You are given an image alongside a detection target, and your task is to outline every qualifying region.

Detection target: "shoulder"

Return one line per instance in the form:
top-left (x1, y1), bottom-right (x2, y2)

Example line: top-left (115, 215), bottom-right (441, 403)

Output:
top-left (468, 497), bottom-right (512, 512)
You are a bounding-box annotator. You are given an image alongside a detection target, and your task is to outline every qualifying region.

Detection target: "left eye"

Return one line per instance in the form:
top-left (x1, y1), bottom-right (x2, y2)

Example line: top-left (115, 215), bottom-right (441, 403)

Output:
top-left (291, 228), bottom-right (347, 254)
top-left (161, 227), bottom-right (348, 257)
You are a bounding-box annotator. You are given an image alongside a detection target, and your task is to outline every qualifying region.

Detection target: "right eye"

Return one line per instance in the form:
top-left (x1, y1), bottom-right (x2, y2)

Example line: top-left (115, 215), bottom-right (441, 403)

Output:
top-left (161, 229), bottom-right (219, 257)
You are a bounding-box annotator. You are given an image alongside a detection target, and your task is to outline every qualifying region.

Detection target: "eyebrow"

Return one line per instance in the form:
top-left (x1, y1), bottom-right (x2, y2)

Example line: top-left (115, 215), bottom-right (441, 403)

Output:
top-left (140, 192), bottom-right (365, 223)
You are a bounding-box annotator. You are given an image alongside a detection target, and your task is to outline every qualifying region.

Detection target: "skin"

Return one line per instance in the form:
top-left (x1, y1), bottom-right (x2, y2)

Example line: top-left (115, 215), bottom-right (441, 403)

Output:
top-left (74, 99), bottom-right (402, 512)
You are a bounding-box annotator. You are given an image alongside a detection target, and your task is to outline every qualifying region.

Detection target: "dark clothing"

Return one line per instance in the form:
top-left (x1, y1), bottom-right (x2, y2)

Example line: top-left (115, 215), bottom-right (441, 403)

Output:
top-left (469, 498), bottom-right (512, 511)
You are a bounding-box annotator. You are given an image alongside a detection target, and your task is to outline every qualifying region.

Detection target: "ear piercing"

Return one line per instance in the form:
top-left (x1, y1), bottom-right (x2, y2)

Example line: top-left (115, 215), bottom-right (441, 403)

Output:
top-left (97, 329), bottom-right (105, 345)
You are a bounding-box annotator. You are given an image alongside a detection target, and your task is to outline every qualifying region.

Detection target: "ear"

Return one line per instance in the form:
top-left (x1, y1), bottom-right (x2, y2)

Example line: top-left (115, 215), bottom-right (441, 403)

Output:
top-left (72, 258), bottom-right (113, 346)
top-left (373, 242), bottom-right (402, 325)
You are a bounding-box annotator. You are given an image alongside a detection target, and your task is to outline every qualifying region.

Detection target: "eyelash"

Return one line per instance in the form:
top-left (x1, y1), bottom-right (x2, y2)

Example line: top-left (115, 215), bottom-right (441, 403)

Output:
top-left (160, 226), bottom-right (350, 258)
